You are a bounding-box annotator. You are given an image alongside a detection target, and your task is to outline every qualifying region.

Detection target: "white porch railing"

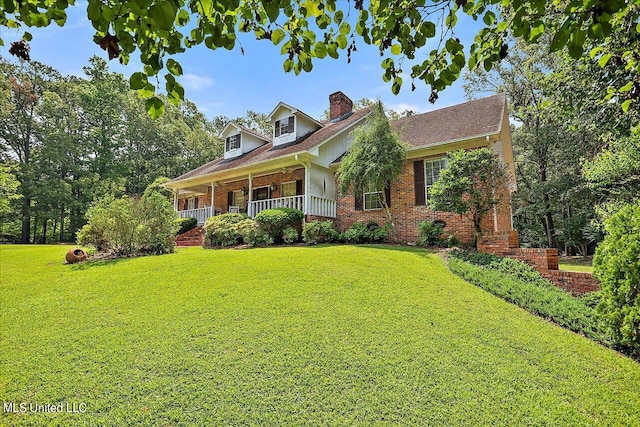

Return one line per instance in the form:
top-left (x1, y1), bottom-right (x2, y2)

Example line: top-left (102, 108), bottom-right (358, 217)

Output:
top-left (247, 195), bottom-right (336, 218)
top-left (309, 195), bottom-right (337, 218)
top-left (248, 195), bottom-right (305, 217)
top-left (178, 206), bottom-right (214, 225)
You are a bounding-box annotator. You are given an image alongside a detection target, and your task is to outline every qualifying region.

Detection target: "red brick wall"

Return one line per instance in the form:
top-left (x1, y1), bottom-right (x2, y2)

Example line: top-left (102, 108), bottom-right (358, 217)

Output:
top-left (477, 231), bottom-right (599, 295)
top-left (510, 248), bottom-right (559, 271)
top-left (477, 231), bottom-right (519, 255)
top-left (540, 270), bottom-right (600, 296)
top-left (334, 156), bottom-right (513, 244)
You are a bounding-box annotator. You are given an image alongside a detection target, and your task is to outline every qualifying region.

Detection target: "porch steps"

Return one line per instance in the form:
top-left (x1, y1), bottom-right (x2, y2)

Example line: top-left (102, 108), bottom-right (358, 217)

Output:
top-left (176, 226), bottom-right (205, 247)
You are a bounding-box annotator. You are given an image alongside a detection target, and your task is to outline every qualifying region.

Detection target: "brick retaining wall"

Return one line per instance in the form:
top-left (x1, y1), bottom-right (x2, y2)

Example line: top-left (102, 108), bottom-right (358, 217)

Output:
top-left (540, 270), bottom-right (600, 296)
top-left (477, 231), bottom-right (599, 295)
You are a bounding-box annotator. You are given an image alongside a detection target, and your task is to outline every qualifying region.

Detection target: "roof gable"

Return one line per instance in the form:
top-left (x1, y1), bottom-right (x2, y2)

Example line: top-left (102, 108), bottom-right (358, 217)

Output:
top-left (392, 93), bottom-right (506, 149)
top-left (267, 101), bottom-right (323, 127)
top-left (220, 122), bottom-right (271, 142)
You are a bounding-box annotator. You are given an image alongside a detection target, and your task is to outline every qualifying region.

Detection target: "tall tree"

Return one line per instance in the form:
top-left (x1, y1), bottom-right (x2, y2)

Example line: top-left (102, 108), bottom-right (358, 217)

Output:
top-left (337, 102), bottom-right (407, 241)
top-left (0, 59), bottom-right (58, 242)
top-left (464, 39), bottom-right (603, 250)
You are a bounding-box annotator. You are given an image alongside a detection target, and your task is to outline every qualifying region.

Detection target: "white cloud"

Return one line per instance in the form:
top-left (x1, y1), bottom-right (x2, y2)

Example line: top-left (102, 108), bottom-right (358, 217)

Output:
top-left (386, 102), bottom-right (423, 114)
top-left (181, 74), bottom-right (214, 90)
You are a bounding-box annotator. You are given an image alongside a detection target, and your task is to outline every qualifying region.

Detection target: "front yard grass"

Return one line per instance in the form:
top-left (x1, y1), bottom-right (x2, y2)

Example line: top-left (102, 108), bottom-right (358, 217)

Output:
top-left (559, 256), bottom-right (594, 273)
top-left (1, 245), bottom-right (639, 425)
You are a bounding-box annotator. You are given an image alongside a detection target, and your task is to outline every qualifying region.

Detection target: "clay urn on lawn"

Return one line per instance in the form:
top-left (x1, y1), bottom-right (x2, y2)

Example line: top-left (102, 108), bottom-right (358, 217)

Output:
top-left (66, 248), bottom-right (87, 264)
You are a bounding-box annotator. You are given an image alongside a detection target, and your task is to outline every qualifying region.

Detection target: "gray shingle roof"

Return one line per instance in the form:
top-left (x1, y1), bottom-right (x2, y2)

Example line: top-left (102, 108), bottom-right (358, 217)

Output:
top-left (169, 94), bottom-right (506, 183)
top-left (392, 93), bottom-right (506, 148)
top-left (169, 106), bottom-right (373, 183)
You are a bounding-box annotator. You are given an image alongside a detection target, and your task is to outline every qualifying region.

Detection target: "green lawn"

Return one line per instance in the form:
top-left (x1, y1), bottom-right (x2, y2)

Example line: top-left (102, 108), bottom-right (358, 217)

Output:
top-left (1, 245), bottom-right (638, 426)
top-left (559, 256), bottom-right (594, 273)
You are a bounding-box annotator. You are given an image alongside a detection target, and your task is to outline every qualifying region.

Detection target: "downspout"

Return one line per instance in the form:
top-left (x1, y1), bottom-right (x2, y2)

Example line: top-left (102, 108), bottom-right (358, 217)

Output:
top-left (294, 154), bottom-right (310, 216)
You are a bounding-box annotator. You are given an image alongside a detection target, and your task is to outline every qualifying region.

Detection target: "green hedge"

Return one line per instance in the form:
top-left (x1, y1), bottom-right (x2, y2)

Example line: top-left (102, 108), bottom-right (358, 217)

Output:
top-left (303, 220), bottom-right (339, 245)
top-left (448, 254), bottom-right (606, 344)
top-left (203, 213), bottom-right (250, 247)
top-left (255, 208), bottom-right (303, 243)
top-left (77, 193), bottom-right (178, 255)
top-left (342, 221), bottom-right (388, 243)
top-left (593, 202), bottom-right (640, 357)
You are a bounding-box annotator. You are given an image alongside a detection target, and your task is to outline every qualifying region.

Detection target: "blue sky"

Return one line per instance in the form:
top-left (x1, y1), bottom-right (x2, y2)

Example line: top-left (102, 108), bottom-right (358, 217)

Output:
top-left (0, 3), bottom-right (486, 120)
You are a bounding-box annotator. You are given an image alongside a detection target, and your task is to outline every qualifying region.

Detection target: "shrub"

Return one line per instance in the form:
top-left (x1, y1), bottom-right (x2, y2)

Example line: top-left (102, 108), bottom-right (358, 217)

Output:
top-left (580, 291), bottom-right (602, 309)
top-left (594, 202), bottom-right (640, 356)
top-left (342, 221), bottom-right (389, 244)
top-left (255, 208), bottom-right (303, 244)
top-left (137, 192), bottom-right (180, 254)
top-left (77, 194), bottom-right (178, 255)
top-left (303, 220), bottom-right (339, 245)
top-left (445, 234), bottom-right (460, 248)
top-left (282, 226), bottom-right (299, 244)
top-left (418, 220), bottom-right (445, 246)
top-left (448, 257), bottom-right (606, 344)
top-left (175, 217), bottom-right (198, 236)
top-left (235, 219), bottom-right (272, 246)
top-left (449, 249), bottom-right (501, 266)
top-left (203, 213), bottom-right (249, 247)
top-left (367, 221), bottom-right (389, 243)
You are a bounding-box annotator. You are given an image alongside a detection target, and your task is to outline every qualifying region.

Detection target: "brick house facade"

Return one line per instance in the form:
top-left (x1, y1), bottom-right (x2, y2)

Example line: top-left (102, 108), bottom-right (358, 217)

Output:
top-left (165, 92), bottom-right (516, 244)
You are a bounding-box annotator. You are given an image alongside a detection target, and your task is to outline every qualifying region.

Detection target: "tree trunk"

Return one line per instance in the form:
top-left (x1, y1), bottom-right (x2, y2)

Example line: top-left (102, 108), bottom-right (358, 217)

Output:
top-left (383, 204), bottom-right (397, 242)
top-left (41, 219), bottom-right (47, 244)
top-left (59, 208), bottom-right (65, 242)
top-left (538, 162), bottom-right (557, 248)
top-left (21, 197), bottom-right (31, 243)
top-left (32, 214), bottom-right (38, 244)
top-left (543, 193), bottom-right (556, 248)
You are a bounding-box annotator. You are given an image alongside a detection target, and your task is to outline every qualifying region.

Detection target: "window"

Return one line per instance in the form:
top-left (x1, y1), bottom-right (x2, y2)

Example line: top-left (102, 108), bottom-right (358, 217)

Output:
top-left (425, 157), bottom-right (448, 198)
top-left (253, 186), bottom-right (270, 201)
top-left (274, 116), bottom-right (294, 137)
top-left (187, 197), bottom-right (196, 210)
top-left (226, 134), bottom-right (241, 151)
top-left (363, 184), bottom-right (383, 210)
top-left (232, 190), bottom-right (245, 210)
top-left (281, 181), bottom-right (296, 197)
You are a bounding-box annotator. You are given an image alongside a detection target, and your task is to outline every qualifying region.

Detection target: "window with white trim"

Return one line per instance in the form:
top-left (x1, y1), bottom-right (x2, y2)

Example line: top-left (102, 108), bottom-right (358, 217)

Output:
top-left (281, 181), bottom-right (296, 197)
top-left (363, 184), bottom-right (383, 210)
top-left (274, 116), bottom-right (294, 137)
top-left (187, 197), bottom-right (196, 210)
top-left (425, 157), bottom-right (448, 199)
top-left (226, 134), bottom-right (241, 151)
top-left (232, 190), bottom-right (245, 209)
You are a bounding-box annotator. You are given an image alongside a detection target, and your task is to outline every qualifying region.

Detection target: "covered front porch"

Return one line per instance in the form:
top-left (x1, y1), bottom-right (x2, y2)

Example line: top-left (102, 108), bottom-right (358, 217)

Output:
top-left (172, 166), bottom-right (337, 225)
top-left (177, 194), bottom-right (335, 225)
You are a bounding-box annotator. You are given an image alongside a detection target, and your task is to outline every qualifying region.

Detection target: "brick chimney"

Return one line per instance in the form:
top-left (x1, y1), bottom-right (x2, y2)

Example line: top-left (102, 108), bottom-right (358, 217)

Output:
top-left (329, 91), bottom-right (353, 122)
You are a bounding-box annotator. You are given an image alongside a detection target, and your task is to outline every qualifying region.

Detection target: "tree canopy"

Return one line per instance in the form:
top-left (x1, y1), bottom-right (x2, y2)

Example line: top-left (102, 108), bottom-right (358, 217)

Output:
top-left (337, 101), bottom-right (407, 240)
top-left (3, 0), bottom-right (638, 115)
top-left (428, 148), bottom-right (508, 236)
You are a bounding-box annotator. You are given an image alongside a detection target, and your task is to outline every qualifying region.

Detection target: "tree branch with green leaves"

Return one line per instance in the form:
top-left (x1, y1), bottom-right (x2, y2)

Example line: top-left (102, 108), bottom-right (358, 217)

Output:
top-left (2, 0), bottom-right (638, 117)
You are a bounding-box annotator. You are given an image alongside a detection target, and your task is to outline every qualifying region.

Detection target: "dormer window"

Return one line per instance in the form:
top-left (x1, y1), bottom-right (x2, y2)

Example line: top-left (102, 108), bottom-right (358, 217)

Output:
top-left (275, 116), bottom-right (294, 137)
top-left (226, 134), bottom-right (241, 151)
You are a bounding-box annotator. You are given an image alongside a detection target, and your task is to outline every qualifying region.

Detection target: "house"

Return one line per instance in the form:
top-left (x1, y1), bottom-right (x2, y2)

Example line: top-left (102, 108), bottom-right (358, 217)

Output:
top-left (164, 91), bottom-right (516, 244)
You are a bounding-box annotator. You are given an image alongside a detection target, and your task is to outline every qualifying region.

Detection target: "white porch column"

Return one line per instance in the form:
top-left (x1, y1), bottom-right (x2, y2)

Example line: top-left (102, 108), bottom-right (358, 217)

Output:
top-left (248, 173), bottom-right (253, 217)
top-left (210, 181), bottom-right (215, 216)
top-left (304, 163), bottom-right (310, 215)
top-left (173, 190), bottom-right (179, 211)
